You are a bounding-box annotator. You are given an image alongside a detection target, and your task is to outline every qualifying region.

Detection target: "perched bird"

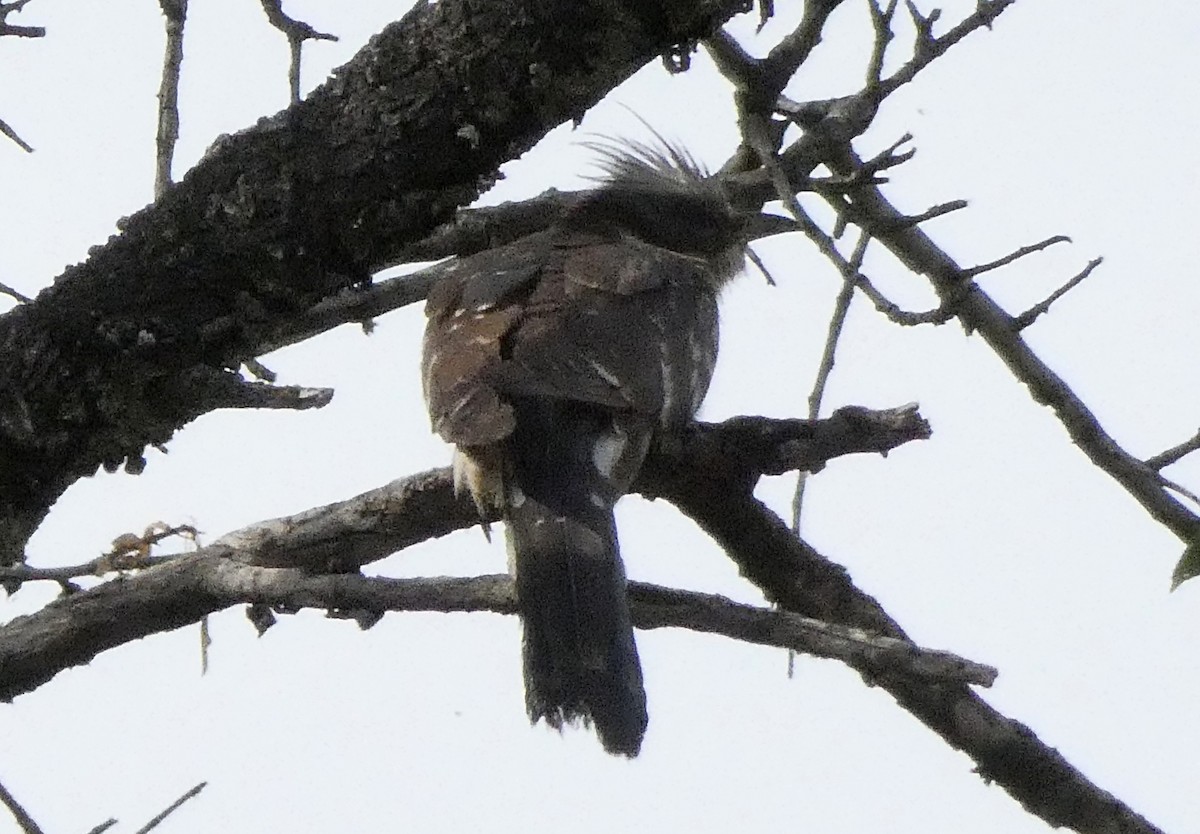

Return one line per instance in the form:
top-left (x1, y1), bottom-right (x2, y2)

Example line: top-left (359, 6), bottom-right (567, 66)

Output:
top-left (421, 136), bottom-right (755, 756)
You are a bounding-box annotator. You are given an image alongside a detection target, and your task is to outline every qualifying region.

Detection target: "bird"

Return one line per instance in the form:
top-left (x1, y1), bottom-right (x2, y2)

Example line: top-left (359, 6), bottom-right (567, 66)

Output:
top-left (420, 134), bottom-right (756, 756)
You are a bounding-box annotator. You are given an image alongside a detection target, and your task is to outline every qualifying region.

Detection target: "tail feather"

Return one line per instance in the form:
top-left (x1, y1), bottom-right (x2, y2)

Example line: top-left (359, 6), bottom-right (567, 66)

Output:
top-left (508, 499), bottom-right (646, 756)
top-left (505, 399), bottom-right (651, 756)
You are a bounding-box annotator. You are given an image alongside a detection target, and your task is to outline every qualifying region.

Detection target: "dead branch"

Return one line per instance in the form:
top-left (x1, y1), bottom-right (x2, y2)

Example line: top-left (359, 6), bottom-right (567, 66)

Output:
top-left (791, 232), bottom-right (871, 533)
top-left (133, 781), bottom-right (207, 834)
top-left (0, 116), bottom-right (33, 153)
top-left (963, 235), bottom-right (1072, 277)
top-left (258, 0), bottom-right (338, 103)
top-left (1147, 428), bottom-right (1200, 471)
top-left (0, 0), bottom-right (42, 38)
top-left (1013, 257), bottom-right (1104, 330)
top-left (820, 148), bottom-right (1200, 543)
top-left (154, 0), bottom-right (188, 197)
top-left (654, 461), bottom-right (1163, 834)
top-left (0, 779), bottom-right (43, 834)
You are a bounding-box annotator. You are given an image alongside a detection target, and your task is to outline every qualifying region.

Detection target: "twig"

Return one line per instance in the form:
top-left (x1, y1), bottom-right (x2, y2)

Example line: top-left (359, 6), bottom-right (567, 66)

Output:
top-left (0, 281), bottom-right (31, 303)
top-left (889, 199), bottom-right (968, 228)
top-left (0, 0), bottom-right (43, 38)
top-left (764, 0), bottom-right (850, 83)
top-left (865, 0), bottom-right (898, 85)
top-left (258, 0), bottom-right (337, 103)
top-left (1013, 257), bottom-right (1103, 330)
top-left (787, 230), bottom-right (870, 675)
top-left (0, 779), bottom-right (44, 834)
top-left (1146, 428), bottom-right (1200, 471)
top-left (1159, 475), bottom-right (1200, 510)
top-left (854, 272), bottom-right (956, 325)
top-left (963, 235), bottom-right (1071, 277)
top-left (793, 204), bottom-right (953, 327)
top-left (792, 230), bottom-right (872, 529)
top-left (0, 116), bottom-right (33, 153)
top-left (904, 0), bottom-right (942, 61)
top-left (880, 0), bottom-right (1016, 96)
top-left (133, 782), bottom-right (207, 834)
top-left (0, 524), bottom-right (198, 590)
top-left (84, 820), bottom-right (117, 834)
top-left (155, 0), bottom-right (188, 198)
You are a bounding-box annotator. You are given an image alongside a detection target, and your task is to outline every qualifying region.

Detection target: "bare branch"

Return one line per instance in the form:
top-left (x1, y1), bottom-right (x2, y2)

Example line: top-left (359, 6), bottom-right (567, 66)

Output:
top-left (903, 0), bottom-right (942, 59)
top-left (188, 373), bottom-right (334, 412)
top-left (889, 199), bottom-right (968, 227)
top-left (0, 402), bottom-right (1160, 834)
top-left (855, 273), bottom-right (956, 325)
top-left (0, 116), bottom-right (33, 153)
top-left (865, 0), bottom-right (898, 85)
top-left (880, 0), bottom-right (1016, 96)
top-left (763, 0), bottom-right (850, 84)
top-left (0, 281), bottom-right (31, 304)
top-left (133, 782), bottom-right (207, 834)
top-left (0, 0), bottom-right (43, 38)
top-left (655, 461), bottom-right (1165, 834)
top-left (791, 203), bottom-right (953, 326)
top-left (258, 0), bottom-right (337, 103)
top-left (1147, 428), bottom-right (1200, 471)
top-left (0, 779), bottom-right (44, 834)
top-left (85, 821), bottom-right (118, 834)
top-left (1013, 257), bottom-right (1103, 330)
top-left (963, 234), bottom-right (1072, 277)
top-left (822, 149), bottom-right (1200, 543)
top-left (792, 231), bottom-right (871, 533)
top-left (0, 524), bottom-right (197, 593)
top-left (1159, 475), bottom-right (1200, 510)
top-left (154, 0), bottom-right (188, 197)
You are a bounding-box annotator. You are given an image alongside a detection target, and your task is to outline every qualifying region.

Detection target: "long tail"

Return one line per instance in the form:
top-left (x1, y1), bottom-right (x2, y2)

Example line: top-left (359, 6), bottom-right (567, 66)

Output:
top-left (505, 400), bottom-right (650, 757)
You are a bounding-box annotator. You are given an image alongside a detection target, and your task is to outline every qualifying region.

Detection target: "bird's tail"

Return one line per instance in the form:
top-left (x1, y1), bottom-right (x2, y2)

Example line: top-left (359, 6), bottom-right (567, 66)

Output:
top-left (505, 401), bottom-right (650, 757)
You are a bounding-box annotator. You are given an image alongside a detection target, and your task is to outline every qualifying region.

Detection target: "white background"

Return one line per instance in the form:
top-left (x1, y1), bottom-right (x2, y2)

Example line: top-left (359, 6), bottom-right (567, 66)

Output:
top-left (0, 1), bottom-right (1197, 832)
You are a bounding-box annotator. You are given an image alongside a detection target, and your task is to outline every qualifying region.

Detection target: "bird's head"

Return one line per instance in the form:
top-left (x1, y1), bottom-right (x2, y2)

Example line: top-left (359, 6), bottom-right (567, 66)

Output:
top-left (564, 133), bottom-right (792, 285)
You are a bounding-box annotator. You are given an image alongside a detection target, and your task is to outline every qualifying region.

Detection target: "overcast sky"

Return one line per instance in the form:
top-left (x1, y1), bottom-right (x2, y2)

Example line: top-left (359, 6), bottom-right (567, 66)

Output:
top-left (1, 1), bottom-right (1198, 832)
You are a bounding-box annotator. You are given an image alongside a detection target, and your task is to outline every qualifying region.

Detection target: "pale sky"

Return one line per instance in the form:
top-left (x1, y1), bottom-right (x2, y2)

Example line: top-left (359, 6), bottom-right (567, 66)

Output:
top-left (0, 1), bottom-right (1197, 832)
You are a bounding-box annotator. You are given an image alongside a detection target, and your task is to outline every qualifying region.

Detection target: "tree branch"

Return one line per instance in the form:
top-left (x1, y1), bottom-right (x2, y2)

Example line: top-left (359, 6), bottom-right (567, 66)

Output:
top-left (0, 779), bottom-right (44, 834)
top-left (821, 151), bottom-right (1200, 545)
top-left (0, 0), bottom-right (758, 565)
top-left (154, 0), bottom-right (187, 197)
top-left (653, 464), bottom-right (1164, 834)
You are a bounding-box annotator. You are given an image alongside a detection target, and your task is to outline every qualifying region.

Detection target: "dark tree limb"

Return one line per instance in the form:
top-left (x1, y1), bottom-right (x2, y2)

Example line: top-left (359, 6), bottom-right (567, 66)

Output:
top-left (0, 400), bottom-right (1159, 833)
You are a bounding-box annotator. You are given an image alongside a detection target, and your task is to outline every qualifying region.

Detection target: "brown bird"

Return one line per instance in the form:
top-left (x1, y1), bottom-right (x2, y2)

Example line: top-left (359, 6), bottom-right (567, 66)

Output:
top-left (421, 137), bottom-right (757, 756)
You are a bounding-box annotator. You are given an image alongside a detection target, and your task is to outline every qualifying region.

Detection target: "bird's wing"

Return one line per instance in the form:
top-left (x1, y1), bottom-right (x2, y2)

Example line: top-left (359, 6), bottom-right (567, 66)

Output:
top-left (421, 228), bottom-right (720, 449)
top-left (488, 232), bottom-right (720, 422)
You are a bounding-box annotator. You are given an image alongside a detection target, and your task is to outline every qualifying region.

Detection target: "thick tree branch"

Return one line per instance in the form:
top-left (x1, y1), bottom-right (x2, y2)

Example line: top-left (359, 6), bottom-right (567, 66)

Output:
top-left (0, 0), bottom-right (758, 564)
top-left (0, 407), bottom-right (927, 696)
top-left (0, 400), bottom-right (1155, 833)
